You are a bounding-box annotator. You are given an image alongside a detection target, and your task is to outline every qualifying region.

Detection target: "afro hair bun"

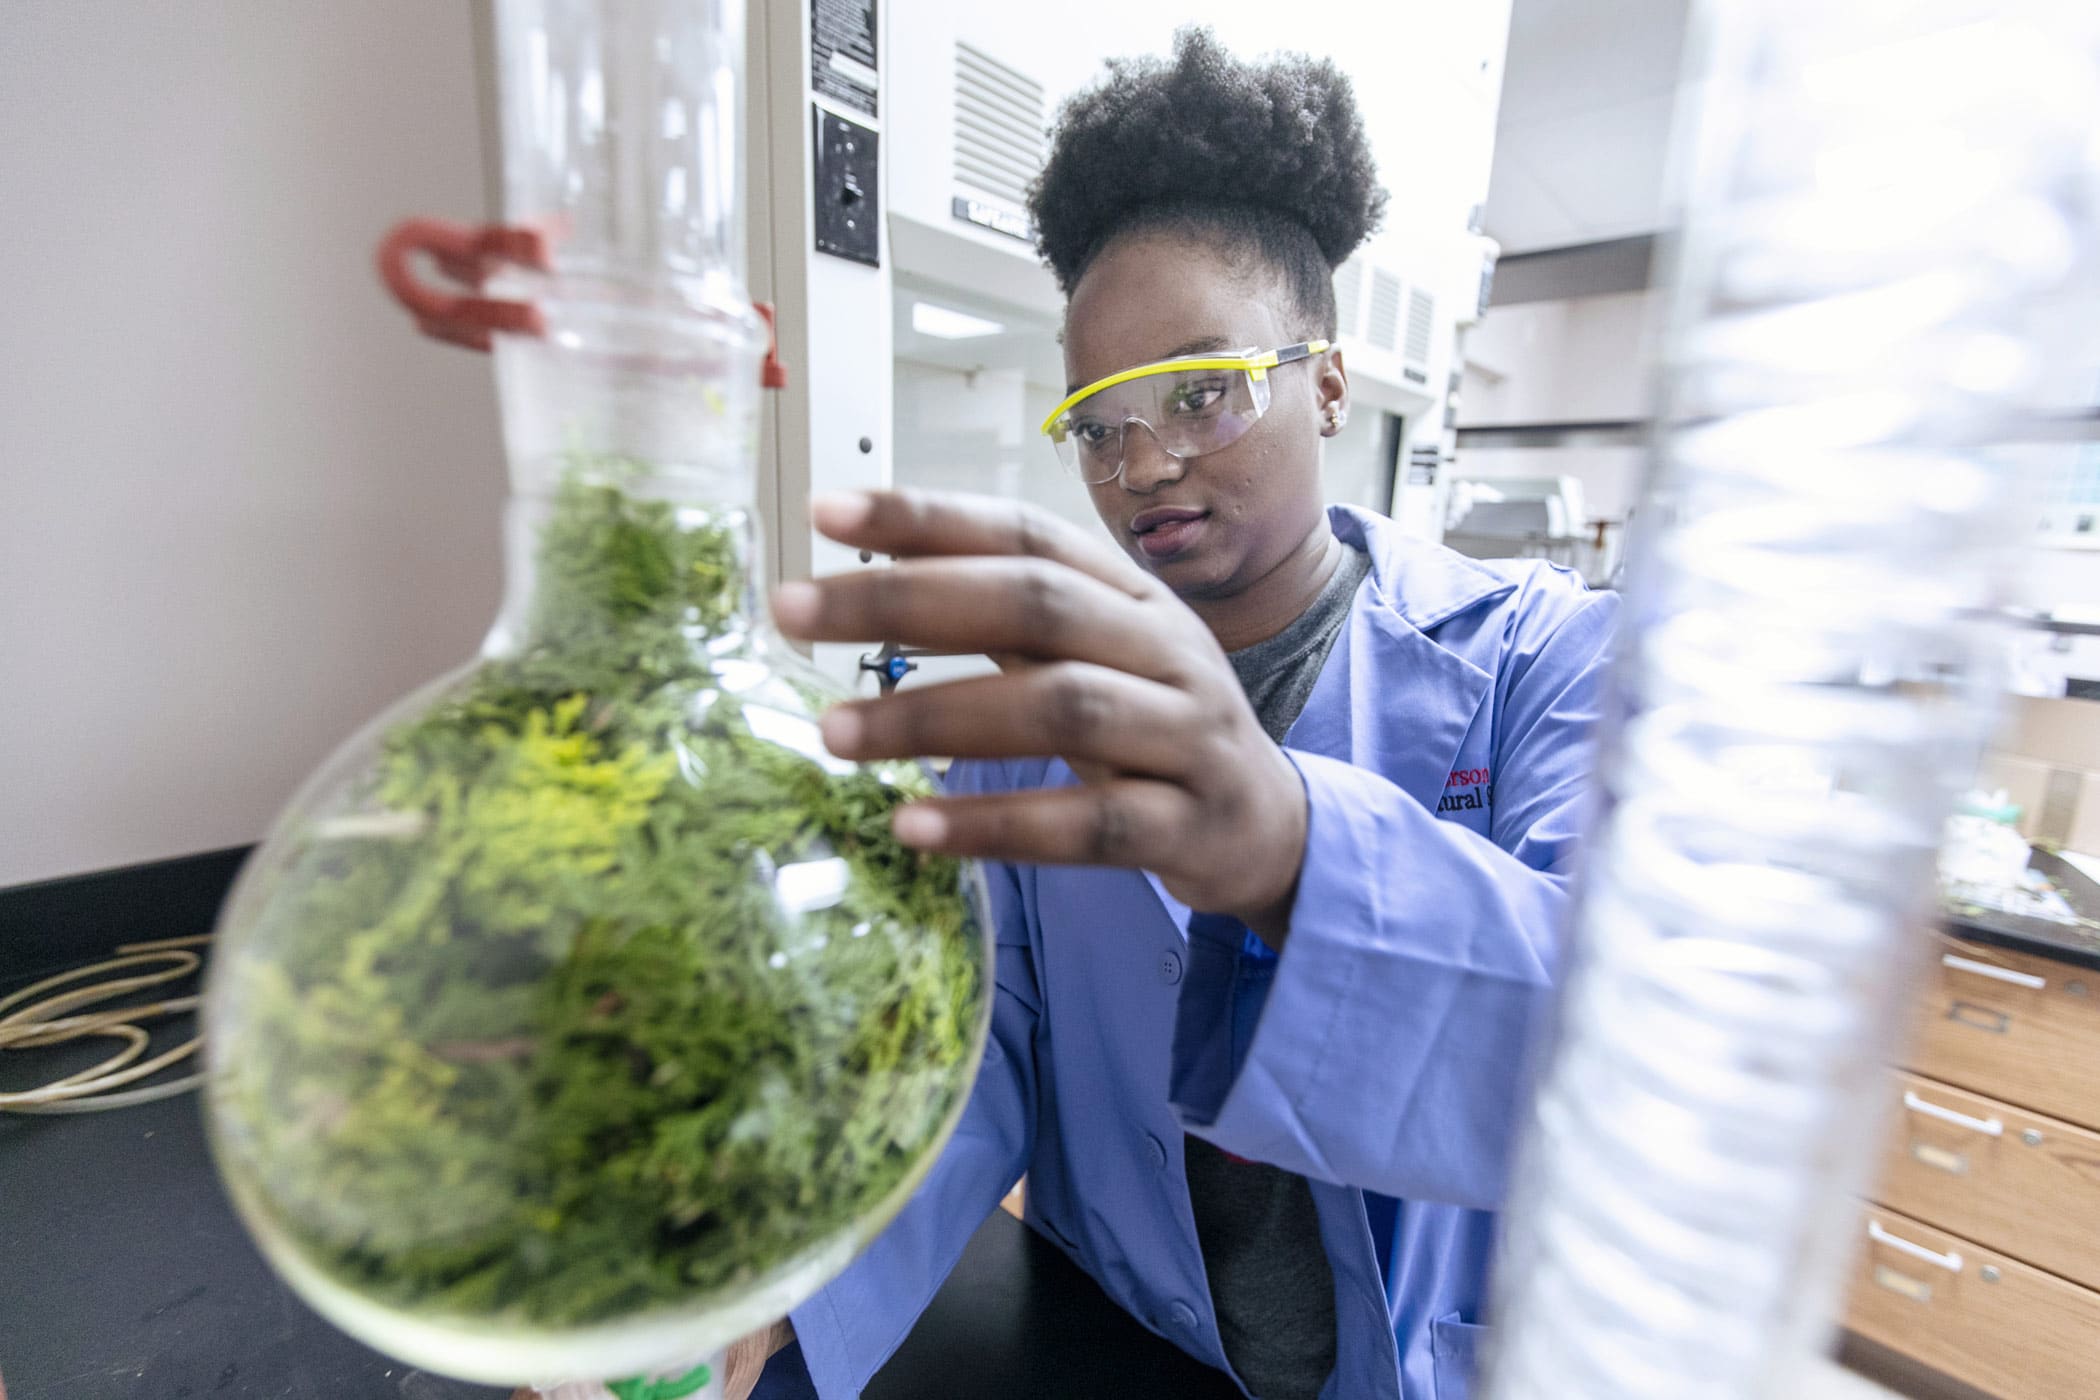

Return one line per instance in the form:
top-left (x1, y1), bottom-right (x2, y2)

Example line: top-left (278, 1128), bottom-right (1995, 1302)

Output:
top-left (1027, 27), bottom-right (1388, 293)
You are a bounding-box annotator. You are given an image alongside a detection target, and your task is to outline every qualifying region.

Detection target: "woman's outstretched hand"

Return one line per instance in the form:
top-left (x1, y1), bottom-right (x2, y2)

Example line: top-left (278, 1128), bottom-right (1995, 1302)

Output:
top-left (773, 489), bottom-right (1309, 944)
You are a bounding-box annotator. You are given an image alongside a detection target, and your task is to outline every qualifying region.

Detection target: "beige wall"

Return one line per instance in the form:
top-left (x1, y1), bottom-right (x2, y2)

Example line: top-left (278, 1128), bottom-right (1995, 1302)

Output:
top-left (1456, 289), bottom-right (1656, 523)
top-left (1, 3), bottom-right (506, 884)
top-left (1979, 697), bottom-right (2100, 857)
top-left (1462, 289), bottom-right (1656, 425)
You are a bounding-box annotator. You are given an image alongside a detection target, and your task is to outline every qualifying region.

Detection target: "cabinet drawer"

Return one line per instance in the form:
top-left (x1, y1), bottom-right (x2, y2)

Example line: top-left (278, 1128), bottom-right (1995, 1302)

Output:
top-left (1907, 941), bottom-right (2100, 1128)
top-left (1846, 1203), bottom-right (2100, 1400)
top-left (1874, 1071), bottom-right (2100, 1293)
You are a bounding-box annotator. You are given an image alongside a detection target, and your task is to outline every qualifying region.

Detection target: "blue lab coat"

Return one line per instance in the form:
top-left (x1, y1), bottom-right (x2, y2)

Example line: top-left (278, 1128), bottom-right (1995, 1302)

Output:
top-left (785, 506), bottom-right (1619, 1399)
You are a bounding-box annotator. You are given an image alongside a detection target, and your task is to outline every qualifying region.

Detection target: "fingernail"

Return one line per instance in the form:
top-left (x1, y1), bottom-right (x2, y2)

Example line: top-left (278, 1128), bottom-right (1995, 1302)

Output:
top-left (893, 803), bottom-right (948, 847)
top-left (772, 580), bottom-right (819, 631)
top-left (820, 705), bottom-right (863, 755)
top-left (811, 491), bottom-right (875, 533)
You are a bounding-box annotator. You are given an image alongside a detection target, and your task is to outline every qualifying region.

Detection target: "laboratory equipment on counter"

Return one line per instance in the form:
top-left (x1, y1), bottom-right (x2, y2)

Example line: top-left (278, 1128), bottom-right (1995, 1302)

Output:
top-left (1482, 3), bottom-right (2100, 1399)
top-left (1441, 474), bottom-right (1594, 573)
top-left (857, 643), bottom-right (979, 695)
top-left (200, 2), bottom-right (991, 1391)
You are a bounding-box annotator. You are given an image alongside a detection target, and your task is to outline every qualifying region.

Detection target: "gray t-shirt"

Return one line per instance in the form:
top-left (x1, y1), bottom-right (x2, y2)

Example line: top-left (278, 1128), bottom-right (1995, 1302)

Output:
top-left (1227, 543), bottom-right (1373, 746)
top-left (1185, 541), bottom-right (1371, 1400)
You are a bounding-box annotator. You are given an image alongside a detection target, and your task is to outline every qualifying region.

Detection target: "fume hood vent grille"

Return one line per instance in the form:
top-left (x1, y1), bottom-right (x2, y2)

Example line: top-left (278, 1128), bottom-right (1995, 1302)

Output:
top-left (1333, 257), bottom-right (1365, 342)
top-left (1405, 287), bottom-right (1435, 365)
top-left (953, 42), bottom-right (1046, 212)
top-left (1367, 269), bottom-right (1403, 352)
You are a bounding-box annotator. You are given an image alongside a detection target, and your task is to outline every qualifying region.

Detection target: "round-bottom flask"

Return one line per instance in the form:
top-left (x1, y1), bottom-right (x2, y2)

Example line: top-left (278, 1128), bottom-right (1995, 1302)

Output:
top-left (203, 430), bottom-right (991, 1385)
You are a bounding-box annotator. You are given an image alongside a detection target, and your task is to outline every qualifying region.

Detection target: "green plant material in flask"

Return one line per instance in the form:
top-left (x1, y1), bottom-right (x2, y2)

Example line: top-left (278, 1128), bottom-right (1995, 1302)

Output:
top-left (202, 457), bottom-right (991, 1383)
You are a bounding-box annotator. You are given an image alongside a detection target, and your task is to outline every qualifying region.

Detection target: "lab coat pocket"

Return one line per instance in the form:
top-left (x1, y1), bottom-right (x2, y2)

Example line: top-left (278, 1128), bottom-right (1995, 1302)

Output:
top-left (1431, 1311), bottom-right (1488, 1400)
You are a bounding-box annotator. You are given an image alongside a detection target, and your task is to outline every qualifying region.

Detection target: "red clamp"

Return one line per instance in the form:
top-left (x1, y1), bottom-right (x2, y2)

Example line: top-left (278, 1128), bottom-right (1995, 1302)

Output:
top-left (377, 216), bottom-right (789, 393)
top-left (376, 217), bottom-right (552, 352)
top-left (753, 300), bottom-right (788, 390)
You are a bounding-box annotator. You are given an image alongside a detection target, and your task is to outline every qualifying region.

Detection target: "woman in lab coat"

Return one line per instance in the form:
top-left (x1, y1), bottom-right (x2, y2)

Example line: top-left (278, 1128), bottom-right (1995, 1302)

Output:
top-left (749, 32), bottom-right (1619, 1400)
top-left (464, 29), bottom-right (1618, 1400)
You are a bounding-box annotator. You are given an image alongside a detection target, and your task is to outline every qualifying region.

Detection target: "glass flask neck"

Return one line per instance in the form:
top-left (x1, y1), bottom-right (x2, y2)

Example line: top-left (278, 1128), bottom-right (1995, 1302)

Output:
top-left (488, 0), bottom-right (765, 513)
top-left (483, 0), bottom-right (768, 667)
top-left (495, 0), bottom-right (747, 294)
top-left (484, 475), bottom-right (767, 665)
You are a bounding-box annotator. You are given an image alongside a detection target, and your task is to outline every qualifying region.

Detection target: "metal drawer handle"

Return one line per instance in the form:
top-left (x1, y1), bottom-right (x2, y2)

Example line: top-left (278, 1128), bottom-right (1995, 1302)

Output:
top-left (1903, 1090), bottom-right (2004, 1137)
top-left (1868, 1219), bottom-right (1964, 1273)
top-left (1941, 953), bottom-right (2046, 990)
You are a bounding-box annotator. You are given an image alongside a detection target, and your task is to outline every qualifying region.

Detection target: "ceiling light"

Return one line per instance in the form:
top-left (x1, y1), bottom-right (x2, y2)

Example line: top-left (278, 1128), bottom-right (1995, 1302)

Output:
top-left (911, 301), bottom-right (1005, 339)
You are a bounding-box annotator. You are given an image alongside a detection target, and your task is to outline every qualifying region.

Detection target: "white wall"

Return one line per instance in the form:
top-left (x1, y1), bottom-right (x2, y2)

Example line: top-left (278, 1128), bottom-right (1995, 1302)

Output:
top-left (2022, 547), bottom-right (2100, 612)
top-left (2008, 545), bottom-right (2100, 685)
top-left (1, 3), bottom-right (505, 885)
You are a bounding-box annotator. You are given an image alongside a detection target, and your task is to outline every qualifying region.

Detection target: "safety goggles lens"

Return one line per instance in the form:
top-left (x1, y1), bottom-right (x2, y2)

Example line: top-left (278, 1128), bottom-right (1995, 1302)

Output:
top-left (1048, 365), bottom-right (1273, 483)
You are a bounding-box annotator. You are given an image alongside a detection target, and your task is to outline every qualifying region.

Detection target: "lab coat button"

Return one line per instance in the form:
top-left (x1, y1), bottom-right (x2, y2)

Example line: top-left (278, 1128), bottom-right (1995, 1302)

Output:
top-left (1144, 1134), bottom-right (1168, 1170)
top-left (1159, 949), bottom-right (1183, 984)
top-left (1170, 1300), bottom-right (1199, 1330)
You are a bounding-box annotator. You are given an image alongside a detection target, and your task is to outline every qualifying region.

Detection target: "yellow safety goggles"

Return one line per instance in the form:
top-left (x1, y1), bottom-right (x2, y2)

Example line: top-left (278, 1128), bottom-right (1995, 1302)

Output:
top-left (1040, 340), bottom-right (1330, 483)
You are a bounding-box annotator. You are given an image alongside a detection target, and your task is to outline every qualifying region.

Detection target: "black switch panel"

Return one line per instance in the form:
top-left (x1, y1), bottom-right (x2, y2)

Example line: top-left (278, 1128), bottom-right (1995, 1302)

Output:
top-left (813, 105), bottom-right (879, 267)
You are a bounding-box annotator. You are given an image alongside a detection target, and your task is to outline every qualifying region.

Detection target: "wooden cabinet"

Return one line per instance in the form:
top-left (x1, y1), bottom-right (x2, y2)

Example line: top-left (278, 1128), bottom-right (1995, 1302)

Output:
top-left (1846, 936), bottom-right (2100, 1399)
top-left (1907, 943), bottom-right (2100, 1127)
top-left (1871, 1072), bottom-right (2100, 1295)
top-left (1848, 1203), bottom-right (2100, 1400)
